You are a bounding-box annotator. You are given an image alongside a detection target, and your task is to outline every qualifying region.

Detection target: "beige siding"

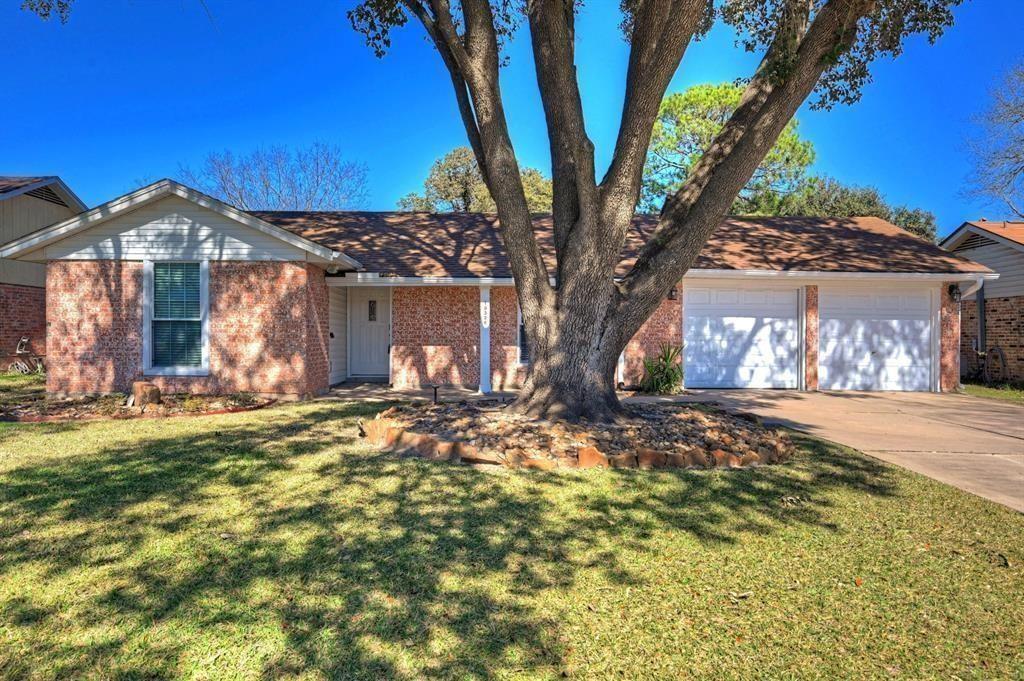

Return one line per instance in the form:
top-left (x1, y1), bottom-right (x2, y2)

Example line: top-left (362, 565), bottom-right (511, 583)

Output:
top-left (43, 195), bottom-right (309, 261)
top-left (1, 193), bottom-right (78, 287)
top-left (956, 241), bottom-right (1024, 299)
top-left (328, 287), bottom-right (348, 384)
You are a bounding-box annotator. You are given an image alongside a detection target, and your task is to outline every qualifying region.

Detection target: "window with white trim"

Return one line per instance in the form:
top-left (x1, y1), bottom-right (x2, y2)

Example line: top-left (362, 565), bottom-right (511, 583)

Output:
top-left (517, 306), bottom-right (529, 365)
top-left (146, 261), bottom-right (208, 373)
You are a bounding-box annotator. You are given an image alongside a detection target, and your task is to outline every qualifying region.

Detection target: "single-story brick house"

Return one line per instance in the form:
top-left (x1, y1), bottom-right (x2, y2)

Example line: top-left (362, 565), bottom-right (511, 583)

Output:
top-left (0, 176), bottom-right (86, 358)
top-left (0, 179), bottom-right (995, 398)
top-left (940, 221), bottom-right (1024, 382)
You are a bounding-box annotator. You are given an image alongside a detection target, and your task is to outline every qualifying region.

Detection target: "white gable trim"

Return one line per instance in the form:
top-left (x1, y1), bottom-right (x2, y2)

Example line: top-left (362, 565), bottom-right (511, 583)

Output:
top-left (941, 223), bottom-right (1024, 255)
top-left (0, 176), bottom-right (87, 212)
top-left (0, 179), bottom-right (362, 269)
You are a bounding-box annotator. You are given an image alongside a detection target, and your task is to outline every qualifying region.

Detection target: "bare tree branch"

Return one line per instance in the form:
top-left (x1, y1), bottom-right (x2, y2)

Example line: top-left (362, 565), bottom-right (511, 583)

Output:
top-left (177, 142), bottom-right (368, 211)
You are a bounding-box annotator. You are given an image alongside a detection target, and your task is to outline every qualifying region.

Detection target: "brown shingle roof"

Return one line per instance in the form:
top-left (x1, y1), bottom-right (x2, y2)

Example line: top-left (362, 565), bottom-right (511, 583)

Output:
top-left (964, 220), bottom-right (1024, 247)
top-left (253, 211), bottom-right (991, 277)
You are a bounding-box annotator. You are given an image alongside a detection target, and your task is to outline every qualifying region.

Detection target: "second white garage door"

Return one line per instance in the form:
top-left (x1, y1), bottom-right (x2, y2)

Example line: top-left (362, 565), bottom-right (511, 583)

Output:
top-left (818, 288), bottom-right (934, 391)
top-left (684, 286), bottom-right (800, 388)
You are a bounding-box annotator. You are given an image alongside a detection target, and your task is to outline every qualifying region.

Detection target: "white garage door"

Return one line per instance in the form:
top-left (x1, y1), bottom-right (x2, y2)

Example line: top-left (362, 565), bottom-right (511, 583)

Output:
top-left (684, 286), bottom-right (800, 388)
top-left (819, 288), bottom-right (933, 391)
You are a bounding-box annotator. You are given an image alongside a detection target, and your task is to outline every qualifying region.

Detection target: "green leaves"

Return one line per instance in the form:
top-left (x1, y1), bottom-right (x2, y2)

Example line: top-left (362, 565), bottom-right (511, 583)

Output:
top-left (398, 146), bottom-right (552, 212)
top-left (641, 82), bottom-right (815, 213)
top-left (639, 345), bottom-right (683, 395)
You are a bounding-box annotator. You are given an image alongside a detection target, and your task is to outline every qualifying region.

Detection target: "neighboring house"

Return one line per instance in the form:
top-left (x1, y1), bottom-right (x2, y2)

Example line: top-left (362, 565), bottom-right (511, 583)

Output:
top-left (0, 180), bottom-right (994, 398)
top-left (940, 220), bottom-right (1024, 382)
top-left (0, 176), bottom-right (86, 357)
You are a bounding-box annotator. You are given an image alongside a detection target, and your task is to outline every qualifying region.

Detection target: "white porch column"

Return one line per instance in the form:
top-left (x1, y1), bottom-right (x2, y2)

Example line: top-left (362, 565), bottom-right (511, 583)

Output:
top-left (479, 286), bottom-right (492, 394)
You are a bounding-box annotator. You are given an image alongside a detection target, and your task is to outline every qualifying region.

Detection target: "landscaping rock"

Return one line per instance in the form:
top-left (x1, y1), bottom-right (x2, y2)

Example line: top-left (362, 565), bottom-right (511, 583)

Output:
top-left (366, 402), bottom-right (794, 472)
top-left (577, 445), bottom-right (608, 469)
top-left (523, 458), bottom-right (557, 471)
top-left (132, 381), bottom-right (161, 407)
top-left (636, 448), bottom-right (667, 469)
top-left (608, 453), bottom-right (638, 469)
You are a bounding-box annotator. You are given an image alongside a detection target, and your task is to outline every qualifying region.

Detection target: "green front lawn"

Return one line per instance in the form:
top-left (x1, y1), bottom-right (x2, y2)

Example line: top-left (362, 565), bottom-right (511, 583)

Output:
top-left (962, 381), bottom-right (1024, 405)
top-left (0, 399), bottom-right (1021, 679)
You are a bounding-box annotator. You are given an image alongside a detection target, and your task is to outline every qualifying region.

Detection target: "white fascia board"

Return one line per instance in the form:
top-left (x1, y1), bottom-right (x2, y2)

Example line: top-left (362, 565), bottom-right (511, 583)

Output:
top-left (682, 269), bottom-right (998, 283)
top-left (328, 270), bottom-right (997, 287)
top-left (939, 224), bottom-right (972, 250)
top-left (0, 179), bottom-right (362, 269)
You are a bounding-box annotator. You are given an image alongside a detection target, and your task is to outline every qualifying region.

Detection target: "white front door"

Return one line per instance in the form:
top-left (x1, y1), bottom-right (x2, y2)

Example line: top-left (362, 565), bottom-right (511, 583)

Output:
top-left (684, 285), bottom-right (800, 388)
top-left (348, 287), bottom-right (390, 377)
top-left (328, 288), bottom-right (347, 385)
top-left (818, 288), bottom-right (933, 391)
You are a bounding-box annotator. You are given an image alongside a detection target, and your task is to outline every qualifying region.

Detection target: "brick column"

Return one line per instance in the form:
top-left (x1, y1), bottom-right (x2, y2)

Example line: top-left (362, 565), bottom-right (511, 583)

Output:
top-left (479, 286), bottom-right (491, 394)
top-left (804, 285), bottom-right (819, 391)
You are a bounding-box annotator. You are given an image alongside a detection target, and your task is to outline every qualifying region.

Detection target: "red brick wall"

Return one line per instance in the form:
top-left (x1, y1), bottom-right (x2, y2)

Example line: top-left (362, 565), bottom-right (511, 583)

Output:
top-left (960, 295), bottom-right (1024, 382)
top-left (622, 287), bottom-right (683, 388)
top-left (804, 285), bottom-right (819, 391)
top-left (0, 283), bottom-right (46, 359)
top-left (46, 261), bottom-right (329, 397)
top-left (391, 286), bottom-right (480, 389)
top-left (940, 284), bottom-right (960, 392)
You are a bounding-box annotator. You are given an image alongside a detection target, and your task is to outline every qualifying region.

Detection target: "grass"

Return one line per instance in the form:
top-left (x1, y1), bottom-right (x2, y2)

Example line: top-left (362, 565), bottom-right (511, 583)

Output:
top-left (0, 398), bottom-right (1021, 679)
top-left (0, 372), bottom-right (45, 411)
top-left (962, 381), bottom-right (1024, 405)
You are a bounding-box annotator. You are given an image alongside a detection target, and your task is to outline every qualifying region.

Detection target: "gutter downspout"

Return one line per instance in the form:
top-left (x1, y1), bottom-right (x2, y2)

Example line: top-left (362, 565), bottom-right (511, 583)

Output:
top-left (958, 276), bottom-right (986, 352)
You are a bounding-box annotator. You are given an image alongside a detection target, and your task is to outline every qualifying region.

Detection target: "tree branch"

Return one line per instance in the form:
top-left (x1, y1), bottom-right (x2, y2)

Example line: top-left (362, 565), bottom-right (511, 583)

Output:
top-left (599, 0), bottom-right (708, 228)
top-left (406, 0), bottom-right (555, 322)
top-left (526, 0), bottom-right (598, 276)
top-left (615, 0), bottom-right (872, 339)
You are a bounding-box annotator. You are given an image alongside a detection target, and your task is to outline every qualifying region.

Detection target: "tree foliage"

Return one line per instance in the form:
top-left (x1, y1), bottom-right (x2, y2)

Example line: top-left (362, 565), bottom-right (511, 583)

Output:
top-left (780, 176), bottom-right (937, 241)
top-left (21, 0), bottom-right (74, 22)
top-left (642, 82), bottom-right (815, 213)
top-left (398, 146), bottom-right (553, 212)
top-left (970, 63), bottom-right (1024, 218)
top-left (178, 142), bottom-right (369, 211)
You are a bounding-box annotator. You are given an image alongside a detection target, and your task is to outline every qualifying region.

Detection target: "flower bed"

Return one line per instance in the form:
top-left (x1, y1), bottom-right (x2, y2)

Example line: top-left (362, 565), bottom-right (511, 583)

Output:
top-left (360, 402), bottom-right (794, 470)
top-left (0, 391), bottom-right (275, 422)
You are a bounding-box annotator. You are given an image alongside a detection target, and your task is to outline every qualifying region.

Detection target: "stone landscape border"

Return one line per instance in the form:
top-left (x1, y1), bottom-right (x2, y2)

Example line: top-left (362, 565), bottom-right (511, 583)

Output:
top-left (359, 404), bottom-right (793, 471)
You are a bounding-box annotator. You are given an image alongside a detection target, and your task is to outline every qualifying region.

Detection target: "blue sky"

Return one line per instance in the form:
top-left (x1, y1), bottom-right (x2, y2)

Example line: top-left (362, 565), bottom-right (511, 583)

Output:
top-left (1, 1), bottom-right (1020, 237)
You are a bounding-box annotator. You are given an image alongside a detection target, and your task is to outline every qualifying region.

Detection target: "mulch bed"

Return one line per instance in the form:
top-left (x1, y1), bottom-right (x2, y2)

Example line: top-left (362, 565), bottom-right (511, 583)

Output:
top-left (360, 401), bottom-right (794, 470)
top-left (0, 392), bottom-right (276, 422)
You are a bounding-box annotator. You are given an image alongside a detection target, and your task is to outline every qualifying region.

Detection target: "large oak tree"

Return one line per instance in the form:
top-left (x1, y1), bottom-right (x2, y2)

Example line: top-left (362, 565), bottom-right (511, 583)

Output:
top-left (349, 0), bottom-right (961, 421)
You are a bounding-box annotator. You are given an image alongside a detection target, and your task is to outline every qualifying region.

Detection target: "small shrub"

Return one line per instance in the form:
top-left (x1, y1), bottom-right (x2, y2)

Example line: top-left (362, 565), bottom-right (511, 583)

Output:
top-left (182, 395), bottom-right (208, 413)
top-left (228, 392), bottom-right (258, 408)
top-left (640, 345), bottom-right (683, 395)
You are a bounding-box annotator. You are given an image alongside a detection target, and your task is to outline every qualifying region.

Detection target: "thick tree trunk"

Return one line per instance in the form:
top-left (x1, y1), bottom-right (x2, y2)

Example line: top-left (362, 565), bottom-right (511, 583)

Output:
top-left (511, 328), bottom-right (624, 422)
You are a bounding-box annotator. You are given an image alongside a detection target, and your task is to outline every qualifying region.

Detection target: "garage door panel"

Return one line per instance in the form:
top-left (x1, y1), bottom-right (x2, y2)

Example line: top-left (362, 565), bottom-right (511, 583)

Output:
top-left (684, 287), bottom-right (799, 389)
top-left (819, 365), bottom-right (930, 391)
top-left (820, 340), bottom-right (931, 365)
top-left (819, 288), bottom-right (933, 392)
top-left (819, 319), bottom-right (931, 343)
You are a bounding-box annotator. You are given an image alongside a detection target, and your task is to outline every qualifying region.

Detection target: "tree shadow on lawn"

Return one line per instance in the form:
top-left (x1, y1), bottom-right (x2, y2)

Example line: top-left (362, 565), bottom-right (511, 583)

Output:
top-left (0, 402), bottom-right (896, 679)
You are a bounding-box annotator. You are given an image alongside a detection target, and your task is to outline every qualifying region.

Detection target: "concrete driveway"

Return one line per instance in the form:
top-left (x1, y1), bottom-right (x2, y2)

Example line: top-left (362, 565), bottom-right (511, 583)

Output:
top-left (659, 390), bottom-right (1024, 512)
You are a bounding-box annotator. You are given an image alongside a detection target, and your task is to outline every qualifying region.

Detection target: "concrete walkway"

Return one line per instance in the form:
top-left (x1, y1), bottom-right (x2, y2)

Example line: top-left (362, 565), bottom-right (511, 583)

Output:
top-left (663, 390), bottom-right (1024, 512)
